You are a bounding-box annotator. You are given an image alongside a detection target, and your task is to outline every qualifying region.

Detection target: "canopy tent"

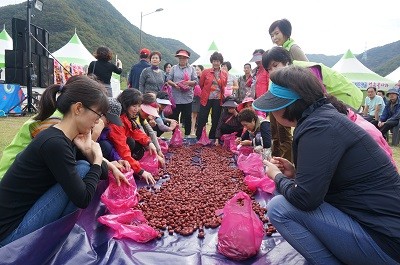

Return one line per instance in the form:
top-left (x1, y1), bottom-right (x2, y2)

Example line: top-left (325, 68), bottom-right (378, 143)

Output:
top-left (332, 49), bottom-right (395, 90)
top-left (52, 31), bottom-right (121, 96)
top-left (385, 66), bottom-right (400, 83)
top-left (192, 41), bottom-right (242, 76)
top-left (0, 25), bottom-right (13, 80)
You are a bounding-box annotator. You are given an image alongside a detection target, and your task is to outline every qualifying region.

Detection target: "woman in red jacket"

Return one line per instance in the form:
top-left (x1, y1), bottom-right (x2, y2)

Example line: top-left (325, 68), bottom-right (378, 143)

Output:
top-left (108, 89), bottom-right (156, 185)
top-left (195, 51), bottom-right (228, 140)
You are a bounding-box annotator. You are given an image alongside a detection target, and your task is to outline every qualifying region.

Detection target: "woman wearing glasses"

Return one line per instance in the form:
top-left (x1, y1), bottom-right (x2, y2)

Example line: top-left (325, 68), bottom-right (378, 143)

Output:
top-left (0, 76), bottom-right (126, 247)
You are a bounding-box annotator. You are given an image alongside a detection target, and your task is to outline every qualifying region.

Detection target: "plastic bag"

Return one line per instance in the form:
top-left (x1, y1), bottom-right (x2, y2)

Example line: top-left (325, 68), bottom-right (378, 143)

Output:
top-left (170, 126), bottom-right (183, 147)
top-left (158, 138), bottom-right (169, 155)
top-left (163, 105), bottom-right (173, 116)
top-left (101, 170), bottom-right (139, 214)
top-left (237, 153), bottom-right (264, 178)
top-left (193, 84), bottom-right (201, 97)
top-left (217, 192), bottom-right (264, 260)
top-left (220, 132), bottom-right (237, 150)
top-left (98, 210), bottom-right (158, 243)
top-left (224, 86), bottom-right (233, 97)
top-left (139, 151), bottom-right (159, 175)
top-left (162, 84), bottom-right (176, 109)
top-left (197, 127), bottom-right (211, 145)
top-left (244, 175), bottom-right (275, 194)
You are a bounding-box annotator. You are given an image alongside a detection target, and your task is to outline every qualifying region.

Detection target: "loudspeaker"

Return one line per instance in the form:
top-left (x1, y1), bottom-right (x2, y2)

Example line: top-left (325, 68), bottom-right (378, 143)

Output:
top-left (35, 26), bottom-right (43, 55)
top-left (39, 56), bottom-right (54, 87)
top-left (42, 29), bottom-right (49, 57)
top-left (5, 50), bottom-right (39, 71)
top-left (12, 18), bottom-right (27, 52)
top-left (5, 68), bottom-right (26, 85)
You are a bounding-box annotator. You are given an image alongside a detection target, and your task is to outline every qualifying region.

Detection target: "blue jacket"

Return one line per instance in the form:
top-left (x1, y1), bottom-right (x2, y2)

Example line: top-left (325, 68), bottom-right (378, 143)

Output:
top-left (128, 60), bottom-right (150, 89)
top-left (274, 102), bottom-right (400, 262)
top-left (379, 98), bottom-right (400, 122)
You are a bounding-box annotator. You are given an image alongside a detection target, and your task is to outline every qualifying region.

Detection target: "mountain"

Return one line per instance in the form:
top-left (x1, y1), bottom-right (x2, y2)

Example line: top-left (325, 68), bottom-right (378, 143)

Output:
top-left (0, 0), bottom-right (399, 80)
top-left (0, 0), bottom-right (199, 81)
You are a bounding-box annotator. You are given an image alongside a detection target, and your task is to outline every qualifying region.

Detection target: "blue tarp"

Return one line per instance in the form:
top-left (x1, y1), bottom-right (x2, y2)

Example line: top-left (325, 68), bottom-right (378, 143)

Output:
top-left (0, 140), bottom-right (306, 264)
top-left (0, 84), bottom-right (24, 116)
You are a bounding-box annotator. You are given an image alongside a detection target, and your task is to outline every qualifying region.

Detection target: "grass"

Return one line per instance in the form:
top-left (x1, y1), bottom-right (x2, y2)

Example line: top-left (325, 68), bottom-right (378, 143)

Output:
top-left (1, 115), bottom-right (400, 169)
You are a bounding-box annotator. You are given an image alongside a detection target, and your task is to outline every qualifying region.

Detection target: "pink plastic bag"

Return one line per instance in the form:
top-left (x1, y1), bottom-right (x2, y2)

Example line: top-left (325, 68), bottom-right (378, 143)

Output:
top-left (217, 192), bottom-right (264, 260)
top-left (163, 105), bottom-right (173, 116)
top-left (244, 175), bottom-right (275, 194)
top-left (224, 86), bottom-right (233, 97)
top-left (162, 84), bottom-right (176, 109)
top-left (139, 151), bottom-right (159, 175)
top-left (170, 126), bottom-right (183, 147)
top-left (98, 210), bottom-right (158, 243)
top-left (237, 153), bottom-right (264, 178)
top-left (193, 84), bottom-right (201, 97)
top-left (197, 127), bottom-right (211, 145)
top-left (101, 170), bottom-right (139, 214)
top-left (158, 138), bottom-right (169, 155)
top-left (221, 132), bottom-right (237, 149)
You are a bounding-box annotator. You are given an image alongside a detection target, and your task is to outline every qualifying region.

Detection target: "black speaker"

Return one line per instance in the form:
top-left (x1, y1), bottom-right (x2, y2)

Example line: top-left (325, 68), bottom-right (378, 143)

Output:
top-left (5, 49), bottom-right (27, 68)
top-left (42, 29), bottom-right (49, 57)
top-left (39, 56), bottom-right (54, 87)
top-left (12, 18), bottom-right (27, 52)
top-left (5, 68), bottom-right (26, 85)
top-left (35, 27), bottom-right (43, 56)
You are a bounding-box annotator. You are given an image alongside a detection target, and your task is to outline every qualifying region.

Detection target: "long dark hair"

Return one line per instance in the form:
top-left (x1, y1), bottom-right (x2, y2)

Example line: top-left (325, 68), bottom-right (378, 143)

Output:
top-left (117, 88), bottom-right (143, 115)
top-left (270, 65), bottom-right (325, 121)
top-left (34, 75), bottom-right (108, 121)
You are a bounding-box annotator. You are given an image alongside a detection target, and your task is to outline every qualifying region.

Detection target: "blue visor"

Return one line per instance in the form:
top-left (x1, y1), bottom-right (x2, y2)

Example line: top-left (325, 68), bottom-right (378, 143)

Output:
top-left (253, 82), bottom-right (301, 112)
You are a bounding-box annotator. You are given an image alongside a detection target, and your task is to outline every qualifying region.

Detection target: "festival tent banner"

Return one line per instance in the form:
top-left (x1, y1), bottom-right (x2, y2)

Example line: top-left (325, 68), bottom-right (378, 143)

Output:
top-left (52, 31), bottom-right (121, 96)
top-left (332, 49), bottom-right (396, 90)
top-left (385, 66), bottom-right (400, 83)
top-left (191, 41), bottom-right (241, 76)
top-left (0, 25), bottom-right (13, 80)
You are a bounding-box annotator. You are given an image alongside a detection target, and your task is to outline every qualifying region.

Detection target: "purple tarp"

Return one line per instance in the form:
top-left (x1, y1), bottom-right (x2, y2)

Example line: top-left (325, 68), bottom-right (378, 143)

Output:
top-left (0, 139), bottom-right (306, 265)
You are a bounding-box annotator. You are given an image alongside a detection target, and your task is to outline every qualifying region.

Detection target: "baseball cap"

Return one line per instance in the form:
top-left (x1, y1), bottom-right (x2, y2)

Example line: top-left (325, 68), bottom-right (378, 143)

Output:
top-left (140, 48), bottom-right (151, 56)
top-left (253, 82), bottom-right (301, 112)
top-left (105, 97), bottom-right (123, 126)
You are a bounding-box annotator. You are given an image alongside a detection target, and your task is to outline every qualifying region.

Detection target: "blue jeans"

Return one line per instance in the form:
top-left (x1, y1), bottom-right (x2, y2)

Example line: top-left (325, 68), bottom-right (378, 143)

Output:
top-left (0, 160), bottom-right (90, 246)
top-left (267, 195), bottom-right (398, 265)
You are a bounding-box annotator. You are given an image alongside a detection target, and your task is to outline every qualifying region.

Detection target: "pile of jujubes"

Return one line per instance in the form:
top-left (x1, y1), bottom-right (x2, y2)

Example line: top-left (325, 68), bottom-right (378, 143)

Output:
top-left (136, 145), bottom-right (277, 238)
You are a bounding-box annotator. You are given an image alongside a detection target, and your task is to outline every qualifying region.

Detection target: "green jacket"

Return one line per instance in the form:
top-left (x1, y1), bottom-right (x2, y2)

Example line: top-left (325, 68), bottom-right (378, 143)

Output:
top-left (294, 60), bottom-right (363, 110)
top-left (0, 111), bottom-right (63, 178)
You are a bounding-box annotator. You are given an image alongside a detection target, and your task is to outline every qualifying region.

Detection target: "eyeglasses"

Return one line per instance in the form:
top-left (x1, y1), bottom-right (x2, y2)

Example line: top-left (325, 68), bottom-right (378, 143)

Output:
top-left (83, 104), bottom-right (104, 120)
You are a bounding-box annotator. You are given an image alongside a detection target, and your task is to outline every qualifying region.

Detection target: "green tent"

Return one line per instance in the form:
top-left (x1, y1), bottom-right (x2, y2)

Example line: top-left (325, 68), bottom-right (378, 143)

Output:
top-left (0, 25), bottom-right (13, 80)
top-left (332, 49), bottom-right (395, 90)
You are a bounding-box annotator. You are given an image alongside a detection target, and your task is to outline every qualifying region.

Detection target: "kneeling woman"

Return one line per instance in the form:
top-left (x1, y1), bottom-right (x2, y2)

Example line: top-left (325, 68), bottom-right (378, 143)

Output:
top-left (255, 66), bottom-right (400, 264)
top-left (0, 76), bottom-right (114, 246)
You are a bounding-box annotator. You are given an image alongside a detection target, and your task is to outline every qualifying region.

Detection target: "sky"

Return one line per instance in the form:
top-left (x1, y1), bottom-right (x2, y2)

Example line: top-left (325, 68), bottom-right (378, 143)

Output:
top-left (1, 0), bottom-right (399, 71)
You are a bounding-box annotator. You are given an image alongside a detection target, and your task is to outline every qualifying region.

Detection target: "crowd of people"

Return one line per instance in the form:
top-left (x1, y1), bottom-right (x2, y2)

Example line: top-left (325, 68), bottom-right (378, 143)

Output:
top-left (0, 18), bottom-right (399, 264)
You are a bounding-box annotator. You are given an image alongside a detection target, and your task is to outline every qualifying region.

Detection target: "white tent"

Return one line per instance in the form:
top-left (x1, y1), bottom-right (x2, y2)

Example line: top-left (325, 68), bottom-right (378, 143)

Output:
top-left (52, 31), bottom-right (121, 96)
top-left (192, 41), bottom-right (241, 76)
top-left (0, 25), bottom-right (13, 80)
top-left (332, 49), bottom-right (396, 91)
top-left (385, 66), bottom-right (400, 83)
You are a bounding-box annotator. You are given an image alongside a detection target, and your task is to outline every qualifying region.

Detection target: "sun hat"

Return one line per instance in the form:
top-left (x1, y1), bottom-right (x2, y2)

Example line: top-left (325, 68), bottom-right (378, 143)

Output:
top-left (175, 49), bottom-right (190, 58)
top-left (156, 98), bottom-right (172, 105)
top-left (222, 99), bottom-right (238, 108)
top-left (140, 104), bottom-right (160, 117)
top-left (237, 97), bottom-right (255, 112)
top-left (140, 48), bottom-right (151, 56)
top-left (386, 87), bottom-right (399, 96)
top-left (253, 82), bottom-right (301, 112)
top-left (105, 97), bottom-right (123, 126)
top-left (249, 51), bottom-right (263, 62)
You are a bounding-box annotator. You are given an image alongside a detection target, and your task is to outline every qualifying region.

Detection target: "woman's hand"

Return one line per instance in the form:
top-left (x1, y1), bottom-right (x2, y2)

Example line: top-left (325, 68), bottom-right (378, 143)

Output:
top-left (118, 159), bottom-right (131, 172)
top-left (116, 59), bottom-right (122, 68)
top-left (235, 137), bottom-right (241, 145)
top-left (157, 154), bottom-right (165, 168)
top-left (264, 157), bottom-right (296, 179)
top-left (109, 162), bottom-right (130, 186)
top-left (141, 171), bottom-right (156, 185)
top-left (148, 142), bottom-right (157, 155)
top-left (240, 140), bottom-right (252, 146)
